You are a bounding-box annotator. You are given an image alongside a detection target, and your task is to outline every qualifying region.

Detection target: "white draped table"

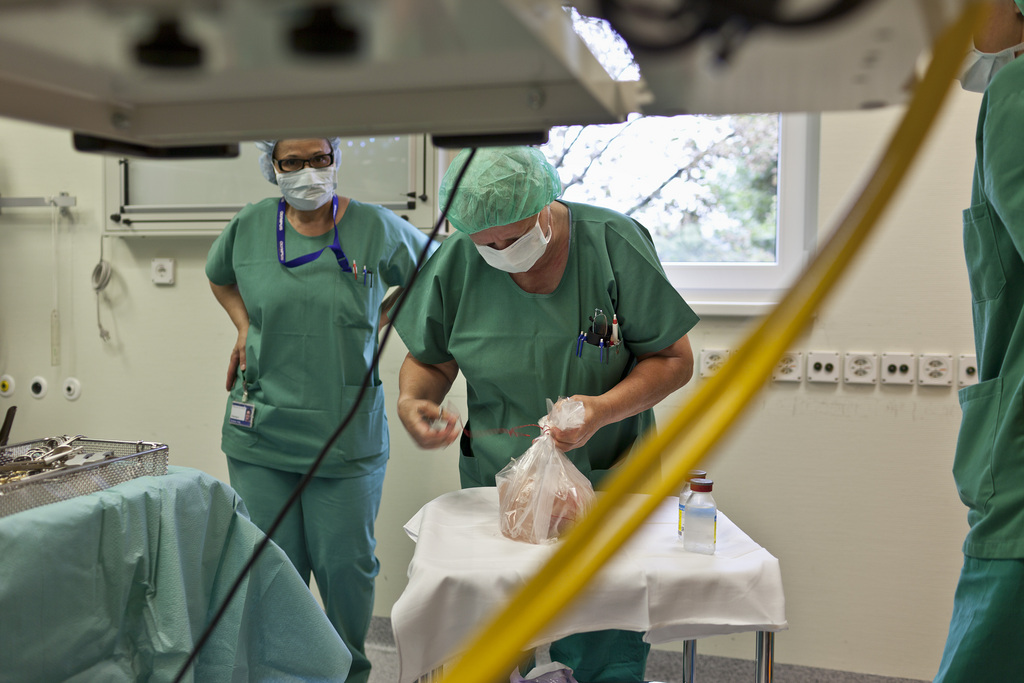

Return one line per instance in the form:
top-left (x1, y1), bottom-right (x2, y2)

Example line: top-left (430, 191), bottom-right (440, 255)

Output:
top-left (391, 488), bottom-right (787, 682)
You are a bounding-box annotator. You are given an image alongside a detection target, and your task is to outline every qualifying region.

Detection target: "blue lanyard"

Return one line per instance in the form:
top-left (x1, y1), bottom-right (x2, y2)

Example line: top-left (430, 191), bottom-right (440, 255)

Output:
top-left (276, 196), bottom-right (351, 272)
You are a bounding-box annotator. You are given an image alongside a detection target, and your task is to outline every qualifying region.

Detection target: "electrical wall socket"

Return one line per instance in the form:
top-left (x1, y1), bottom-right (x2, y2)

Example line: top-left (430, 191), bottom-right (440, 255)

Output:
top-left (844, 352), bottom-right (878, 384)
top-left (881, 353), bottom-right (916, 385)
top-left (151, 258), bottom-right (176, 285)
top-left (772, 351), bottom-right (803, 382)
top-left (806, 352), bottom-right (840, 383)
top-left (959, 354), bottom-right (979, 387)
top-left (62, 377), bottom-right (81, 401)
top-left (29, 376), bottom-right (47, 399)
top-left (918, 354), bottom-right (954, 386)
top-left (699, 349), bottom-right (730, 378)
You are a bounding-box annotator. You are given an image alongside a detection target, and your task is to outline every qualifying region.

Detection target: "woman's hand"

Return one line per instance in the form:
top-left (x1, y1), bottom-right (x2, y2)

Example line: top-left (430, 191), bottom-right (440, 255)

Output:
top-left (226, 328), bottom-right (247, 391)
top-left (545, 394), bottom-right (607, 452)
top-left (398, 354), bottom-right (460, 449)
top-left (397, 398), bottom-right (460, 449)
top-left (548, 336), bottom-right (694, 453)
top-left (209, 282), bottom-right (251, 393)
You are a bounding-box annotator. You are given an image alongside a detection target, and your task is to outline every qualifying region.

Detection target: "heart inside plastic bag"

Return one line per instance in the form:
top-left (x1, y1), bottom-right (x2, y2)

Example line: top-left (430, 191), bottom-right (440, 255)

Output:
top-left (495, 398), bottom-right (595, 544)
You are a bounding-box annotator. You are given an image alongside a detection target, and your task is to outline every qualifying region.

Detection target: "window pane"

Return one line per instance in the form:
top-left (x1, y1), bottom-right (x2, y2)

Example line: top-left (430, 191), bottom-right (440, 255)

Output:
top-left (561, 6), bottom-right (817, 314)
top-left (338, 136), bottom-right (413, 204)
top-left (541, 113), bottom-right (779, 264)
top-left (125, 135), bottom-right (413, 208)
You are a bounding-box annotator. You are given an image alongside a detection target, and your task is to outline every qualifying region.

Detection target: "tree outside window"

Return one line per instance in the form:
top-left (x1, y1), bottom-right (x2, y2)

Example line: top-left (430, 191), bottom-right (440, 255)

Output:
top-left (547, 10), bottom-right (781, 265)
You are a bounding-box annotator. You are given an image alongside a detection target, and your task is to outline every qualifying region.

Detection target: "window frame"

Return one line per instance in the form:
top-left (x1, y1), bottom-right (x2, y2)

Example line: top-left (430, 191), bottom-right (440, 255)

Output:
top-left (103, 134), bottom-right (441, 237)
top-left (660, 112), bottom-right (820, 316)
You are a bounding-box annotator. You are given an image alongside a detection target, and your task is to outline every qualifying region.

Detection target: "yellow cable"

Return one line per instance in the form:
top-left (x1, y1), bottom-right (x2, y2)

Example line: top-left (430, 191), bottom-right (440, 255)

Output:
top-left (437, 5), bottom-right (984, 682)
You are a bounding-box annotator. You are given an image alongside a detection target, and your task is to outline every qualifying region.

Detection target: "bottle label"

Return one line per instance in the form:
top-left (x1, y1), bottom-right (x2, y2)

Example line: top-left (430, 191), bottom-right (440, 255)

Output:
top-left (677, 486), bottom-right (690, 535)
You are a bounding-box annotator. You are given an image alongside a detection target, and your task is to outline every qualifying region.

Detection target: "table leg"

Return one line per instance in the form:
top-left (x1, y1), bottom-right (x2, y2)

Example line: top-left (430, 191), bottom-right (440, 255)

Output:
top-left (754, 631), bottom-right (774, 683)
top-left (682, 639), bottom-right (696, 683)
top-left (418, 665), bottom-right (444, 682)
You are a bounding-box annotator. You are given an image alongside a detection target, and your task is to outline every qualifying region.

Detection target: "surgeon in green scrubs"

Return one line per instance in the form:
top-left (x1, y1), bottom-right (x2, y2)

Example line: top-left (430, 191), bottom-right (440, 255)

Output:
top-left (207, 138), bottom-right (433, 683)
top-left (393, 146), bottom-right (698, 682)
top-left (935, 3), bottom-right (1024, 681)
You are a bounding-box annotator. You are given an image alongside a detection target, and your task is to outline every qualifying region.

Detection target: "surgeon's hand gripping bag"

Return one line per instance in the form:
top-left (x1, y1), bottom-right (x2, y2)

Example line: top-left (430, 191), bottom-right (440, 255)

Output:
top-left (496, 398), bottom-right (595, 544)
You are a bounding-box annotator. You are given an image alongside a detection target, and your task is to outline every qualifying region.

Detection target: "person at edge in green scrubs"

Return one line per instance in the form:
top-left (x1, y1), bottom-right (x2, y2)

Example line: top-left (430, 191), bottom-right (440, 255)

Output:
top-left (206, 138), bottom-right (435, 683)
top-left (935, 3), bottom-right (1024, 681)
top-left (392, 146), bottom-right (699, 682)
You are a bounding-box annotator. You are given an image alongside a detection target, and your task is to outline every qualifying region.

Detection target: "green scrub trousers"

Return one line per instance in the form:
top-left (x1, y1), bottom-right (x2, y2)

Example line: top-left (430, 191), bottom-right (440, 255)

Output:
top-left (550, 632), bottom-right (650, 683)
top-left (935, 557), bottom-right (1024, 682)
top-left (227, 458), bottom-right (386, 683)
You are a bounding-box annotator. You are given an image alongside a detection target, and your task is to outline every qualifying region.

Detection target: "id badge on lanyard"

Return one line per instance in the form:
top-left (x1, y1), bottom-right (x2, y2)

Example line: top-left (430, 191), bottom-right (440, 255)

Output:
top-left (230, 382), bottom-right (255, 428)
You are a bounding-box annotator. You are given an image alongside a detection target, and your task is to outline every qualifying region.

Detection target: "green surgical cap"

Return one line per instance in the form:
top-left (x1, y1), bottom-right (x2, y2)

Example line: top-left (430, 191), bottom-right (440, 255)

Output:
top-left (1018, 0), bottom-right (1024, 16)
top-left (439, 146), bottom-right (562, 234)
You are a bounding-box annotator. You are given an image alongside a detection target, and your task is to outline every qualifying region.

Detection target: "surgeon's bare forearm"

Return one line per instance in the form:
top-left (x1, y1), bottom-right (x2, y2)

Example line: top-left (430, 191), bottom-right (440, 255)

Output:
top-left (590, 335), bottom-right (694, 429)
top-left (210, 281), bottom-right (250, 333)
top-left (398, 354), bottom-right (461, 448)
top-left (398, 354), bottom-right (459, 406)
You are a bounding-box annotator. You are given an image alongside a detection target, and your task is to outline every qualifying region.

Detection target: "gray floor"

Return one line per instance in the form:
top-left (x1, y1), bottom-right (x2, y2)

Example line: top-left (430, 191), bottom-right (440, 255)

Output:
top-left (365, 617), bottom-right (928, 683)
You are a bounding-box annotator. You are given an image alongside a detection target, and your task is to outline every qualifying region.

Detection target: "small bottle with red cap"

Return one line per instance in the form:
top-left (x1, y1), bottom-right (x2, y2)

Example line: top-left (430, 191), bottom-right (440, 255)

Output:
top-left (677, 469), bottom-right (707, 538)
top-left (683, 478), bottom-right (717, 555)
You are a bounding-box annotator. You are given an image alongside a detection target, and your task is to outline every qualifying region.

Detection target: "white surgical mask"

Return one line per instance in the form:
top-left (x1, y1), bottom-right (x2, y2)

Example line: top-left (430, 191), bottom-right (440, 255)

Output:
top-left (475, 217), bottom-right (551, 273)
top-left (276, 166), bottom-right (337, 211)
top-left (958, 41), bottom-right (1024, 93)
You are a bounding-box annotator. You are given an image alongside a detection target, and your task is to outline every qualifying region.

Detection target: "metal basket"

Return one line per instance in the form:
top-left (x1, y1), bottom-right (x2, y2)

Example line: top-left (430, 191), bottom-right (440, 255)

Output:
top-left (0, 437), bottom-right (169, 519)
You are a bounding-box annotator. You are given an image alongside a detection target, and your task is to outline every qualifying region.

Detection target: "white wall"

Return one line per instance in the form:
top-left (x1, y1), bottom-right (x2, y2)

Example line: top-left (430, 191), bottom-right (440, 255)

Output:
top-left (0, 86), bottom-right (982, 680)
top-left (664, 93), bottom-right (979, 678)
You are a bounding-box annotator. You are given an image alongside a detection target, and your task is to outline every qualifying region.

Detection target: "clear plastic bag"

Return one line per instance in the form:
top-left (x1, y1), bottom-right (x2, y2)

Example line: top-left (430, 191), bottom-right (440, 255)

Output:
top-left (510, 662), bottom-right (579, 683)
top-left (496, 398), bottom-right (596, 544)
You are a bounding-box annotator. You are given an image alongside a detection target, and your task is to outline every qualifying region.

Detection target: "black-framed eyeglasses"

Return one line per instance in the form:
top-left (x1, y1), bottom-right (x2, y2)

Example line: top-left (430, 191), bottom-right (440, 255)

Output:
top-left (274, 151), bottom-right (334, 173)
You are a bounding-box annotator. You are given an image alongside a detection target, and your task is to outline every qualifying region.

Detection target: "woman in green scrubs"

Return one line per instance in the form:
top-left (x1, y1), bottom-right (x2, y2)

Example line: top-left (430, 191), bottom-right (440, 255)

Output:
top-left (936, 3), bottom-right (1024, 680)
top-left (207, 138), bottom-right (433, 683)
top-left (393, 146), bottom-right (699, 682)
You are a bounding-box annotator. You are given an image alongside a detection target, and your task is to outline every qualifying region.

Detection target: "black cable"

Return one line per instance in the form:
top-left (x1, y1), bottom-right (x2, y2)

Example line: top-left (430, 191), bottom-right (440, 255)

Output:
top-left (173, 147), bottom-right (479, 683)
